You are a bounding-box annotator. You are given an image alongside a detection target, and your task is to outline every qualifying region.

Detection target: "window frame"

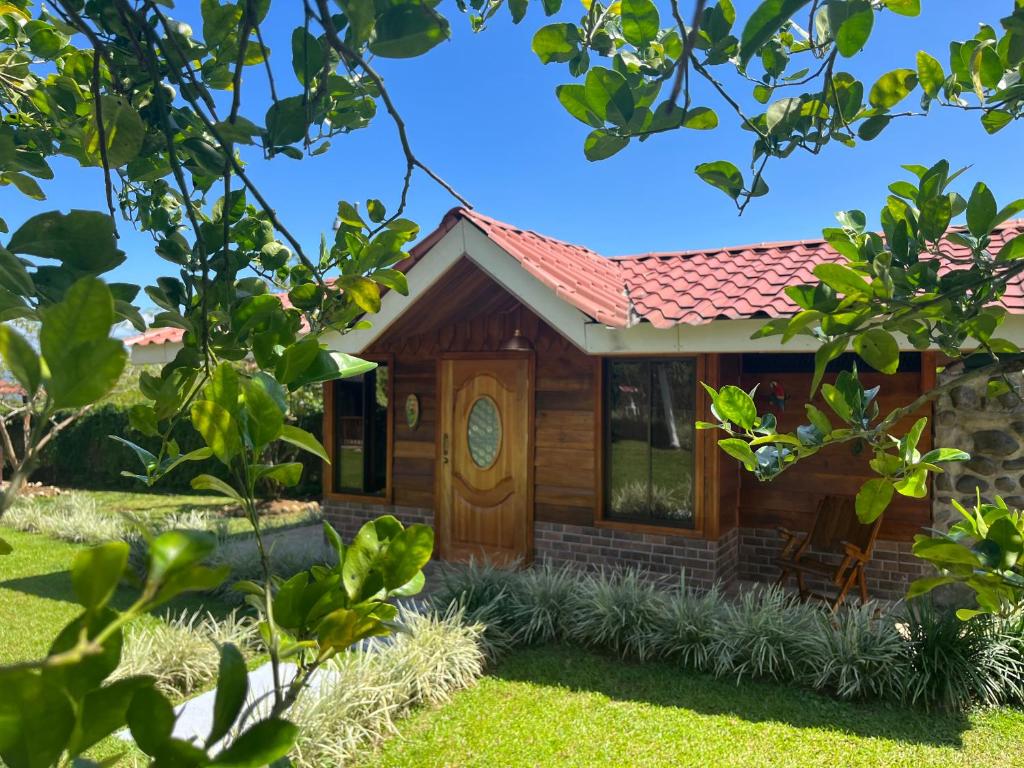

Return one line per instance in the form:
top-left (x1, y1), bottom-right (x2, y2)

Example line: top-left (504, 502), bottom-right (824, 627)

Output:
top-left (322, 353), bottom-right (394, 504)
top-left (596, 354), bottom-right (707, 538)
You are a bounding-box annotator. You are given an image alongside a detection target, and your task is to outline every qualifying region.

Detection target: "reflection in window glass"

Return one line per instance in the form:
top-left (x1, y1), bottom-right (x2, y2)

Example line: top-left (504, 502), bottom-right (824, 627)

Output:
top-left (334, 364), bottom-right (388, 495)
top-left (606, 359), bottom-right (695, 528)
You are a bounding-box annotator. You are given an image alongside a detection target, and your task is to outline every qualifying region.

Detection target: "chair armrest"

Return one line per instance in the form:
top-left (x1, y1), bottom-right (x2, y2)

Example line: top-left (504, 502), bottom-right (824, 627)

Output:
top-left (840, 540), bottom-right (870, 561)
top-left (777, 527), bottom-right (805, 561)
top-left (777, 526), bottom-right (803, 543)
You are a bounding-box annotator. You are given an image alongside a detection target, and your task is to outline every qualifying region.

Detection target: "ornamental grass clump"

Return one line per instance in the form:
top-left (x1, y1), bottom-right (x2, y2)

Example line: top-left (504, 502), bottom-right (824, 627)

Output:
top-left (801, 603), bottom-right (906, 700)
top-left (710, 584), bottom-right (818, 683)
top-left (647, 581), bottom-right (726, 672)
top-left (4, 493), bottom-right (125, 543)
top-left (565, 567), bottom-right (668, 660)
top-left (508, 562), bottom-right (576, 646)
top-left (114, 609), bottom-right (259, 697)
top-left (287, 608), bottom-right (485, 768)
top-left (430, 559), bottom-right (522, 659)
top-left (900, 599), bottom-right (1024, 711)
top-left (209, 530), bottom-right (337, 604)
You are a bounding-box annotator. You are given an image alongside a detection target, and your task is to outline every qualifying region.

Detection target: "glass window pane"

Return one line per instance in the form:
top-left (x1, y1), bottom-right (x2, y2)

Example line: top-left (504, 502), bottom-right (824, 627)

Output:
top-left (467, 396), bottom-right (501, 468)
top-left (607, 361), bottom-right (652, 522)
top-left (606, 359), bottom-right (696, 529)
top-left (334, 363), bottom-right (389, 496)
top-left (650, 361), bottom-right (696, 527)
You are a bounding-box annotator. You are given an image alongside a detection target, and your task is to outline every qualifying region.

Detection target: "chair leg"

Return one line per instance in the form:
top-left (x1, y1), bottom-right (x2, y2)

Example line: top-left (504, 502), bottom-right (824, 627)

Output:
top-left (796, 570), bottom-right (808, 600)
top-left (858, 565), bottom-right (869, 604)
top-left (832, 568), bottom-right (859, 613)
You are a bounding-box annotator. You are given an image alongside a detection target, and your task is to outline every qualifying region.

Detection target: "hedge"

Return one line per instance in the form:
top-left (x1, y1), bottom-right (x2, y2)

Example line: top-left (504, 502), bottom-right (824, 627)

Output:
top-left (25, 404), bottom-right (323, 497)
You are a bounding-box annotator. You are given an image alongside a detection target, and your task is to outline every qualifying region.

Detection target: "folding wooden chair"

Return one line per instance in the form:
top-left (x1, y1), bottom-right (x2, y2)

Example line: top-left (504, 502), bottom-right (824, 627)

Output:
top-left (776, 495), bottom-right (884, 612)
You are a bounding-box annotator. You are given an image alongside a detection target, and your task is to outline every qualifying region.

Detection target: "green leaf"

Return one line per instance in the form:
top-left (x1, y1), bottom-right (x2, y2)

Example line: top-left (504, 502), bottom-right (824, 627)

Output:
top-left (584, 67), bottom-right (634, 126)
top-left (207, 644), bottom-right (248, 747)
top-left (274, 336), bottom-right (321, 386)
top-left (369, 5), bottom-right (450, 59)
top-left (207, 362), bottom-right (241, 416)
top-left (906, 575), bottom-right (954, 599)
top-left (919, 194), bottom-right (952, 241)
top-left (191, 473), bottom-right (244, 502)
top-left (148, 529), bottom-right (218, 582)
top-left (680, 106), bottom-right (718, 130)
top-left (916, 50), bottom-right (944, 98)
top-left (868, 68), bottom-right (917, 109)
top-left (84, 96), bottom-right (144, 168)
top-left (695, 160), bottom-right (744, 200)
top-left (621, 0), bottom-right (660, 47)
top-left (532, 23), bottom-right (579, 64)
top-left (556, 84), bottom-right (602, 128)
top-left (583, 130), bottom-right (628, 161)
top-left (853, 329), bottom-right (899, 374)
top-left (855, 478), bottom-right (894, 522)
top-left (255, 462), bottom-right (303, 487)
top-left (894, 467), bottom-right (928, 498)
top-left (0, 324), bottom-right (40, 396)
top-left (8, 210), bottom-right (124, 273)
top-left (68, 677), bottom-right (152, 757)
top-left (882, 0), bottom-right (919, 15)
top-left (382, 524), bottom-right (434, 590)
top-left (211, 718), bottom-right (297, 768)
top-left (719, 437), bottom-right (757, 471)
top-left (0, 668), bottom-right (75, 768)
top-left (190, 400), bottom-right (243, 465)
top-left (713, 385), bottom-right (757, 429)
top-left (919, 447), bottom-right (970, 464)
top-left (0, 244), bottom-right (34, 296)
top-left (279, 424), bottom-right (330, 463)
top-left (966, 182), bottom-right (997, 237)
top-left (835, 0), bottom-right (873, 57)
top-left (290, 27), bottom-right (323, 85)
top-left (998, 234), bottom-right (1024, 261)
top-left (39, 277), bottom-right (126, 408)
top-left (813, 263), bottom-right (870, 295)
top-left (811, 336), bottom-right (848, 395)
top-left (981, 109), bottom-right (1013, 135)
top-left (338, 275), bottom-right (381, 313)
top-left (821, 382), bottom-right (852, 421)
top-left (739, 0), bottom-right (814, 69)
top-left (242, 377), bottom-right (284, 450)
top-left (71, 541), bottom-right (129, 612)
top-left (127, 686), bottom-right (175, 756)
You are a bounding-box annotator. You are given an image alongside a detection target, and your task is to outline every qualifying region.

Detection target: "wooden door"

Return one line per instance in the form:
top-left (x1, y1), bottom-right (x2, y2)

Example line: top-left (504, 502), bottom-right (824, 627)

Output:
top-left (438, 356), bottom-right (532, 563)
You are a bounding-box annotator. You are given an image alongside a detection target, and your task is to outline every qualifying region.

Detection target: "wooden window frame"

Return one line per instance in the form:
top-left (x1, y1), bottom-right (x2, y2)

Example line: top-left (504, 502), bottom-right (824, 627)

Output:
top-left (594, 354), bottom-right (708, 539)
top-left (322, 353), bottom-right (394, 505)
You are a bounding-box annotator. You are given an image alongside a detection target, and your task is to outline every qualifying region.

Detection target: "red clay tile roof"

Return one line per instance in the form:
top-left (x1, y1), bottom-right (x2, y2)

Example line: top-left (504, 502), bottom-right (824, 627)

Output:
top-left (617, 221), bottom-right (1024, 327)
top-left (455, 209), bottom-right (631, 327)
top-left (126, 209), bottom-right (1024, 345)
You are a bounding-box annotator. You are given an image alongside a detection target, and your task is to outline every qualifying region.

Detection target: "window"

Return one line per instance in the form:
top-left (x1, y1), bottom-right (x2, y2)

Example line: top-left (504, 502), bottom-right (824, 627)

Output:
top-left (605, 359), bottom-right (696, 529)
top-left (332, 363), bottom-right (389, 496)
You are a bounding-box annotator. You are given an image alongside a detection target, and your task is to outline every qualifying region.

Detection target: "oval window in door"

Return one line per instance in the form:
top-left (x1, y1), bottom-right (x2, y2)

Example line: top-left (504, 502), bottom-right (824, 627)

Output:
top-left (467, 396), bottom-right (502, 469)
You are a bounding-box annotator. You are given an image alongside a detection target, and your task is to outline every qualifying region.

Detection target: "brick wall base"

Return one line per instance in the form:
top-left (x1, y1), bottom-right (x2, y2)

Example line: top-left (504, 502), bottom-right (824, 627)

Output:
top-left (534, 522), bottom-right (739, 589)
top-left (738, 526), bottom-right (930, 602)
top-left (322, 499), bottom-right (434, 542)
top-left (322, 501), bottom-right (926, 601)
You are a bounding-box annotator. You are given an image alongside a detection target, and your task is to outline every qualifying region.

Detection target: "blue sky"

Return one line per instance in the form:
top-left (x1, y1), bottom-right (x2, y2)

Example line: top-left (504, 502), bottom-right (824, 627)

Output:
top-left (2, 2), bottom-right (1019, 289)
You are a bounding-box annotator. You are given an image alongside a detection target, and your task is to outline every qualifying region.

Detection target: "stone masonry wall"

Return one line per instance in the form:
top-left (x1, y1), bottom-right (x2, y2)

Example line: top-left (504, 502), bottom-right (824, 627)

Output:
top-left (933, 371), bottom-right (1024, 530)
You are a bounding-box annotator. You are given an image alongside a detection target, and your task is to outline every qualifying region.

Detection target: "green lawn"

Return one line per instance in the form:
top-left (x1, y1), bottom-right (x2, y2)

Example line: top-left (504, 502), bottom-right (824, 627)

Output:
top-left (359, 646), bottom-right (1024, 768)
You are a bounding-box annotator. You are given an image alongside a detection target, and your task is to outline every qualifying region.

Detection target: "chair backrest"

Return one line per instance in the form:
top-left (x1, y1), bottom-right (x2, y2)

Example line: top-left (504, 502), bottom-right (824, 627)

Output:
top-left (806, 495), bottom-right (879, 554)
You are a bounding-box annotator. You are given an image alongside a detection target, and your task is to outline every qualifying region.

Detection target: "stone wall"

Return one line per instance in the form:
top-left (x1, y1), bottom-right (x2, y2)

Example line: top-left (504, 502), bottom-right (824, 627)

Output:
top-left (738, 527), bottom-right (929, 602)
top-left (932, 371), bottom-right (1024, 530)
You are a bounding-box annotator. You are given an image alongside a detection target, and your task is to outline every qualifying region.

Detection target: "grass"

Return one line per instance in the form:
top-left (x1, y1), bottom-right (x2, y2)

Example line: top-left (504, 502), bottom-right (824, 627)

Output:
top-left (358, 646), bottom-right (1024, 768)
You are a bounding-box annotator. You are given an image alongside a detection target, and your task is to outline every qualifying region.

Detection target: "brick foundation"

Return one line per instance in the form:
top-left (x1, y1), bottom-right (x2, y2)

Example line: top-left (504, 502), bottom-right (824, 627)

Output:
top-left (534, 522), bottom-right (739, 589)
top-left (738, 526), bottom-right (929, 602)
top-left (322, 499), bottom-right (434, 542)
top-left (322, 500), bottom-right (925, 600)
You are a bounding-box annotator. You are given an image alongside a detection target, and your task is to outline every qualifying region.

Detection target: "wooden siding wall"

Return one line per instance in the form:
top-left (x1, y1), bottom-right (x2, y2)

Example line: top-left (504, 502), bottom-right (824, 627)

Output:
top-left (365, 261), bottom-right (598, 525)
top-left (734, 356), bottom-right (934, 540)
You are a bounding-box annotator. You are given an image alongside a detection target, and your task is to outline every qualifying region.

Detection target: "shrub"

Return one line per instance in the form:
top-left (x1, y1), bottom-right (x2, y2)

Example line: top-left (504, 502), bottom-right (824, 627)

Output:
top-left (287, 608), bottom-right (485, 768)
top-left (564, 568), bottom-right (668, 660)
top-left (209, 529), bottom-right (336, 604)
top-left (709, 584), bottom-right (818, 682)
top-left (508, 562), bottom-right (576, 646)
top-left (430, 560), bottom-right (522, 659)
top-left (801, 603), bottom-right (906, 700)
top-left (114, 610), bottom-right (259, 697)
top-left (900, 599), bottom-right (1024, 711)
top-left (3, 492), bottom-right (123, 542)
top-left (648, 581), bottom-right (726, 671)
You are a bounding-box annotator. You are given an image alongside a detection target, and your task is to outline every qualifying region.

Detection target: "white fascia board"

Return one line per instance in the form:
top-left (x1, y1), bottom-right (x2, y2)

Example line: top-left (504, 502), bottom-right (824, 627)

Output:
top-left (585, 314), bottom-right (1024, 355)
top-left (460, 225), bottom-right (593, 352)
top-left (322, 221), bottom-right (471, 354)
top-left (129, 341), bottom-right (182, 365)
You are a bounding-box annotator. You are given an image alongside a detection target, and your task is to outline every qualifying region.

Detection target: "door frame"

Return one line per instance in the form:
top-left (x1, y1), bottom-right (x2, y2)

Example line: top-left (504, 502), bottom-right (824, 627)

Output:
top-left (434, 351), bottom-right (535, 564)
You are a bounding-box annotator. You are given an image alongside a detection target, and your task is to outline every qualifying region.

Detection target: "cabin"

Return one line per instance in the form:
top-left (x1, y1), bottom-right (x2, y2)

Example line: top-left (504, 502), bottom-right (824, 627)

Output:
top-left (129, 210), bottom-right (1024, 601)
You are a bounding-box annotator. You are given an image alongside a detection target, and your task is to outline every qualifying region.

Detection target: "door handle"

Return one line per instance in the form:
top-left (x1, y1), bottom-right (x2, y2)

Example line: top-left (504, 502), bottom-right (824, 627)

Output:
top-left (442, 433), bottom-right (449, 464)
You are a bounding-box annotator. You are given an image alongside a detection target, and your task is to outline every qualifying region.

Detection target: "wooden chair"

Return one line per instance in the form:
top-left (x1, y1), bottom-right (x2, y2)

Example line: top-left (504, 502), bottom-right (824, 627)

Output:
top-left (776, 495), bottom-right (884, 612)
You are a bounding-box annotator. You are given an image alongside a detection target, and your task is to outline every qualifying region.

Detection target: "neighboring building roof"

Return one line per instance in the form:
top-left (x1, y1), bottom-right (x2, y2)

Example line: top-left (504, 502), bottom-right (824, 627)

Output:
top-left (0, 380), bottom-right (26, 397)
top-left (126, 209), bottom-right (1024, 346)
